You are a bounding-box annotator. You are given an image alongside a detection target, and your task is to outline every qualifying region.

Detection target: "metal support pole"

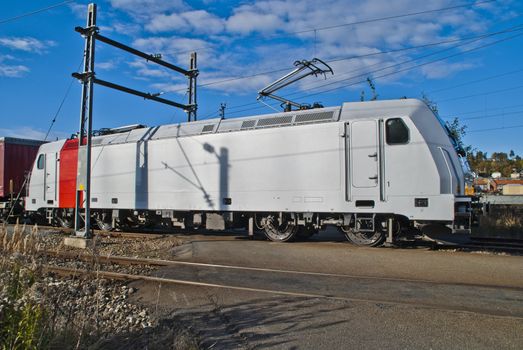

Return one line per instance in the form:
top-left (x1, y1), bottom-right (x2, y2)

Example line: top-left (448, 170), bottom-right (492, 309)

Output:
top-left (72, 75), bottom-right (191, 110)
top-left (74, 3), bottom-right (96, 238)
top-left (187, 52), bottom-right (197, 122)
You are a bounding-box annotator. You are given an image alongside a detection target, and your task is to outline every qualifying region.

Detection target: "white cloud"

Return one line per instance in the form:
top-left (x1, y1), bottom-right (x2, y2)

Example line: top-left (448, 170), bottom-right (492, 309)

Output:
top-left (0, 126), bottom-right (69, 141)
top-left (0, 37), bottom-right (56, 54)
top-left (226, 11), bottom-right (284, 35)
top-left (150, 82), bottom-right (189, 95)
top-left (0, 127), bottom-right (46, 140)
top-left (0, 64), bottom-right (29, 78)
top-left (146, 10), bottom-right (225, 34)
top-left (98, 22), bottom-right (142, 35)
top-left (420, 61), bottom-right (476, 79)
top-left (128, 60), bottom-right (170, 78)
top-left (106, 0), bottom-right (505, 96)
top-left (0, 55), bottom-right (29, 77)
top-left (132, 36), bottom-right (213, 67)
top-left (133, 36), bottom-right (209, 53)
top-left (97, 60), bottom-right (117, 70)
top-left (68, 3), bottom-right (87, 18)
top-left (109, 0), bottom-right (187, 16)
top-left (205, 74), bottom-right (274, 94)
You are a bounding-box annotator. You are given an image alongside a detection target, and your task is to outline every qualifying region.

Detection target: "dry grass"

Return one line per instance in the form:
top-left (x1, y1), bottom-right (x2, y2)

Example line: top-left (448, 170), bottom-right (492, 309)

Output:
top-left (0, 223), bottom-right (117, 349)
top-left (0, 223), bottom-right (199, 350)
top-left (475, 205), bottom-right (523, 239)
top-left (496, 212), bottom-right (523, 229)
top-left (0, 222), bottom-right (49, 349)
top-left (0, 222), bottom-right (41, 256)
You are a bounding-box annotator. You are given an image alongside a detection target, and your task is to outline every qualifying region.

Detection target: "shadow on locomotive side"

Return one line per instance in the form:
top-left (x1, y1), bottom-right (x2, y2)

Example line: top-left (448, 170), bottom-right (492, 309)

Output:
top-left (21, 99), bottom-right (474, 246)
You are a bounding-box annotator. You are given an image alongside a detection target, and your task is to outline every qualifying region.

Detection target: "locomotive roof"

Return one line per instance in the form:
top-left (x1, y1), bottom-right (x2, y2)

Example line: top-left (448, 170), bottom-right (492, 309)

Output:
top-left (81, 98), bottom-right (430, 147)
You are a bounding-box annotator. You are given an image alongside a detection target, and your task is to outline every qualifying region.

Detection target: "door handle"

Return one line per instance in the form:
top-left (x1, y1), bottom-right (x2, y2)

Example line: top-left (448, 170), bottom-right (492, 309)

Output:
top-left (368, 152), bottom-right (377, 158)
top-left (368, 175), bottom-right (378, 180)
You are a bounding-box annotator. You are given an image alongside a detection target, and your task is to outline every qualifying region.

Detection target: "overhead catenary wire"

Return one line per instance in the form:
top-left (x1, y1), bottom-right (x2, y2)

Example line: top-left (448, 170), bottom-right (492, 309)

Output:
top-left (468, 124), bottom-right (523, 133)
top-left (44, 58), bottom-right (84, 141)
top-left (296, 25), bottom-right (523, 92)
top-left (213, 24), bottom-right (523, 115)
top-left (443, 109), bottom-right (523, 121)
top-left (166, 24), bottom-right (523, 98)
top-left (282, 0), bottom-right (497, 36)
top-left (291, 30), bottom-right (523, 99)
top-left (294, 34), bottom-right (493, 93)
top-left (120, 1), bottom-right (498, 70)
top-left (437, 84), bottom-right (523, 102)
top-left (425, 67), bottom-right (523, 94)
top-left (222, 28), bottom-right (523, 118)
top-left (282, 31), bottom-right (523, 105)
top-left (0, 0), bottom-right (74, 25)
top-left (440, 102), bottom-right (523, 118)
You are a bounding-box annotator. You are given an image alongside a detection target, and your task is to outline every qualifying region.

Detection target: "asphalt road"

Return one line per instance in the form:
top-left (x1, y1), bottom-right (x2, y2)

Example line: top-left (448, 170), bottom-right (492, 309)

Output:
top-left (131, 233), bottom-right (523, 349)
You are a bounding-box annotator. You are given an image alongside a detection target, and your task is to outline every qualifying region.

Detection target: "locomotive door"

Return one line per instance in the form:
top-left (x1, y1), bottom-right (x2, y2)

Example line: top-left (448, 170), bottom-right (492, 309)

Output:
top-left (45, 153), bottom-right (57, 202)
top-left (349, 120), bottom-right (379, 199)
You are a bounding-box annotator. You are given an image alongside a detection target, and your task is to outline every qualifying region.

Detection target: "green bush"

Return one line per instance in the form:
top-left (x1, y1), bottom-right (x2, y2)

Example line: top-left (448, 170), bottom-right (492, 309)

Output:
top-left (0, 261), bottom-right (50, 350)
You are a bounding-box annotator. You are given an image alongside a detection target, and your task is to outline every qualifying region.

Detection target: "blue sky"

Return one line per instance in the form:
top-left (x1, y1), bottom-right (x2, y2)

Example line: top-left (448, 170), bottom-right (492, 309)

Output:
top-left (1, 0), bottom-right (522, 155)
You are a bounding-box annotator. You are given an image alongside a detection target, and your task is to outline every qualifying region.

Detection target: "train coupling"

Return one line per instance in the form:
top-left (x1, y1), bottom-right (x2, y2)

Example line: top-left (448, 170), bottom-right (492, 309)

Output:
top-left (453, 196), bottom-right (473, 234)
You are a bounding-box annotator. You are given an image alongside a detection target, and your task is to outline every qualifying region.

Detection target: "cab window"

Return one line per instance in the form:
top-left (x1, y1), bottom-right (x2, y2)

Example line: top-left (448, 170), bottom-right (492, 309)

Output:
top-left (386, 118), bottom-right (409, 145)
top-left (37, 154), bottom-right (45, 169)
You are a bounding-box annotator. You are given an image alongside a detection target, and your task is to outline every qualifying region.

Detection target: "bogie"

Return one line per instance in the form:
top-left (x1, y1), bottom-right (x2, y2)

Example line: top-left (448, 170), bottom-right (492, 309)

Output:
top-left (261, 213), bottom-right (299, 242)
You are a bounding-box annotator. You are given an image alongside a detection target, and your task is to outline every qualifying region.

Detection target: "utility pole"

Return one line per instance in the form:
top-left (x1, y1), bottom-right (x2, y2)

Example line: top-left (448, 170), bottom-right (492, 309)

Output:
top-left (74, 3), bottom-right (96, 238)
top-left (70, 3), bottom-right (199, 242)
top-left (219, 103), bottom-right (226, 119)
top-left (187, 52), bottom-right (198, 122)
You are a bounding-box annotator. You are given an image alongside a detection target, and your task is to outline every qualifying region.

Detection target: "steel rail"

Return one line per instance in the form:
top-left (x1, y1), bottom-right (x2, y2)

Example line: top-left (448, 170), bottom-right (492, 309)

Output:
top-left (432, 242), bottom-right (523, 254)
top-left (42, 250), bottom-right (523, 291)
top-left (41, 264), bottom-right (523, 320)
top-left (4, 224), bottom-right (523, 251)
top-left (7, 224), bottom-right (169, 239)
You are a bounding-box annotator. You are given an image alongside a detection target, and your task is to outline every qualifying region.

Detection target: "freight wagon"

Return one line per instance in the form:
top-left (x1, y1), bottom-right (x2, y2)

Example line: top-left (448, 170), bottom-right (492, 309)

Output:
top-left (0, 137), bottom-right (46, 221)
top-left (24, 99), bottom-right (473, 246)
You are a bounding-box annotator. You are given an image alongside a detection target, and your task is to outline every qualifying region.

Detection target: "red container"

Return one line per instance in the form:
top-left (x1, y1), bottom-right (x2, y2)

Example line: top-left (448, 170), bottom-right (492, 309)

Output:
top-left (0, 137), bottom-right (45, 198)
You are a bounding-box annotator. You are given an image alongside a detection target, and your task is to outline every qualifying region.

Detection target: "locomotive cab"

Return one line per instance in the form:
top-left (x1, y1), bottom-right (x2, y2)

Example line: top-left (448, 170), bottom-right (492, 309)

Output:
top-left (25, 140), bottom-right (64, 219)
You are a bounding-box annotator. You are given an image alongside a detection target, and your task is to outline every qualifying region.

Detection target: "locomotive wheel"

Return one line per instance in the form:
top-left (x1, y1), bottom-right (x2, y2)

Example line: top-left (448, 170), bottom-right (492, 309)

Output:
top-left (262, 215), bottom-right (298, 242)
top-left (95, 217), bottom-right (114, 232)
top-left (57, 217), bottom-right (73, 229)
top-left (342, 227), bottom-right (385, 247)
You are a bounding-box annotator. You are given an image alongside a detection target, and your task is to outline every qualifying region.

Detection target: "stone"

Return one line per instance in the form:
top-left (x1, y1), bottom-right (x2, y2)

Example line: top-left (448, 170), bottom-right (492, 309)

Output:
top-left (63, 237), bottom-right (94, 249)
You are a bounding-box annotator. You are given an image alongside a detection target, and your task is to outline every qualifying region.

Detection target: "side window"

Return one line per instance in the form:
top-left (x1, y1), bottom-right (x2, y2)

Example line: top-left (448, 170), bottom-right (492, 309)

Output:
top-left (37, 154), bottom-right (45, 169)
top-left (386, 118), bottom-right (409, 145)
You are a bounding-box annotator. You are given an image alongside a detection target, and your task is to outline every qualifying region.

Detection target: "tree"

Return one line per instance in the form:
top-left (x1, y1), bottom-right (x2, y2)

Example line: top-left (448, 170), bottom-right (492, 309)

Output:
top-left (421, 93), bottom-right (471, 156)
top-left (419, 93), bottom-right (522, 177)
top-left (366, 77), bottom-right (379, 101)
top-left (467, 149), bottom-right (522, 177)
top-left (446, 117), bottom-right (472, 156)
top-left (360, 77), bottom-right (378, 101)
top-left (421, 92), bottom-right (438, 114)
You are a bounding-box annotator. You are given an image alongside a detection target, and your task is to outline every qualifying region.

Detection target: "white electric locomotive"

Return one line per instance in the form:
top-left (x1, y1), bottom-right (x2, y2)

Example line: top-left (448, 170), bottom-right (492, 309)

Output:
top-left (25, 98), bottom-right (472, 246)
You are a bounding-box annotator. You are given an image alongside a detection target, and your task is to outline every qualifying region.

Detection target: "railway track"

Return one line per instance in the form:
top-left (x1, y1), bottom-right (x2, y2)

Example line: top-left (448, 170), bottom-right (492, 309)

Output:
top-left (38, 250), bottom-right (523, 319)
top-left (6, 223), bottom-right (523, 254)
top-left (4, 223), bottom-right (170, 239)
top-left (431, 238), bottom-right (523, 254)
top-left (42, 250), bottom-right (523, 290)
